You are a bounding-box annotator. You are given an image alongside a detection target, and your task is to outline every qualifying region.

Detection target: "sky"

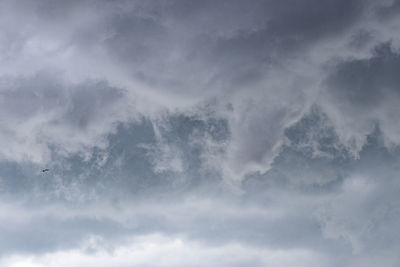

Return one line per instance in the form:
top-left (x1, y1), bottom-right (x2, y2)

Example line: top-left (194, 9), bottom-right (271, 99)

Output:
top-left (0, 0), bottom-right (400, 266)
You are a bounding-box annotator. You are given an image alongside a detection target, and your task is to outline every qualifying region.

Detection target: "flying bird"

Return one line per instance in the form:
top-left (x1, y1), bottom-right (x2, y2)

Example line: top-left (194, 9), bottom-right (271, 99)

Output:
top-left (41, 168), bottom-right (50, 173)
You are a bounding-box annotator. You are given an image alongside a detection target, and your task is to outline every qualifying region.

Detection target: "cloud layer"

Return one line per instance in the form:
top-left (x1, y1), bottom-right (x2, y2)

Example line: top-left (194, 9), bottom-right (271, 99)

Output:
top-left (1, 0), bottom-right (400, 266)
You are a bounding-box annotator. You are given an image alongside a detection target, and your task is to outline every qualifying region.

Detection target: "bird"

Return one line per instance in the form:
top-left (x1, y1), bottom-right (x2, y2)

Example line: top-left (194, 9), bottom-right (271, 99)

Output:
top-left (41, 168), bottom-right (50, 173)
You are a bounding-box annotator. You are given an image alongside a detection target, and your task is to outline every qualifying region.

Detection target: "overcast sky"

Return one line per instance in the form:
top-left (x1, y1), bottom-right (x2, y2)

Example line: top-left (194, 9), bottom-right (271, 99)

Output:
top-left (1, 0), bottom-right (400, 266)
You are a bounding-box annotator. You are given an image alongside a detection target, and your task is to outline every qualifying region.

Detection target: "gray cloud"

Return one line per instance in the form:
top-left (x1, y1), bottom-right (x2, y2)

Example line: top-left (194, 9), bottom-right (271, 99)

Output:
top-left (0, 73), bottom-right (129, 163)
top-left (0, 0), bottom-right (400, 266)
top-left (376, 0), bottom-right (400, 20)
top-left (321, 42), bottom-right (400, 153)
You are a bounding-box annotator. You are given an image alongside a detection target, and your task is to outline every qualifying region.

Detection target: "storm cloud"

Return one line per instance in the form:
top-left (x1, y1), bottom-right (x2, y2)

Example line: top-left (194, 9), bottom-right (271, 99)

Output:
top-left (0, 0), bottom-right (400, 266)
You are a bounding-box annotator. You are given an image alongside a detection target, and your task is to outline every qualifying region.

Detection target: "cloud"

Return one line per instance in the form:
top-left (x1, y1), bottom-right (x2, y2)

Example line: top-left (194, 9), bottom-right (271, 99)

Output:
top-left (320, 42), bottom-right (400, 154)
top-left (0, 72), bottom-right (132, 163)
top-left (0, 234), bottom-right (328, 267)
top-left (1, 122), bottom-right (400, 266)
top-left (0, 0), bottom-right (400, 266)
top-left (0, 0), bottom-right (368, 171)
top-left (376, 0), bottom-right (400, 21)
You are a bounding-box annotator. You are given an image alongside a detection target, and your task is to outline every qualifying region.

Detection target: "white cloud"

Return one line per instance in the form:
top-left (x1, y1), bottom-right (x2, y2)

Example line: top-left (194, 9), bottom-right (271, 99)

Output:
top-left (0, 234), bottom-right (328, 267)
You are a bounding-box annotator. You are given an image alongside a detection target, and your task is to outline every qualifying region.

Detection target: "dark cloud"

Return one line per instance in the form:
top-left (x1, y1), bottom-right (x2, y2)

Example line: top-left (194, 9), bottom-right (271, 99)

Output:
top-left (0, 73), bottom-right (127, 163)
top-left (95, 0), bottom-right (365, 92)
top-left (348, 29), bottom-right (374, 50)
top-left (376, 0), bottom-right (400, 20)
top-left (1, 0), bottom-right (361, 96)
top-left (1, 73), bottom-right (122, 128)
top-left (326, 42), bottom-right (400, 109)
top-left (321, 42), bottom-right (400, 150)
top-left (0, 0), bottom-right (400, 266)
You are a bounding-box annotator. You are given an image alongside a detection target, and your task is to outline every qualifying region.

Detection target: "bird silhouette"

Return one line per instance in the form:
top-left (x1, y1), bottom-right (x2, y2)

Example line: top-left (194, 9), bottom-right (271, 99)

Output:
top-left (41, 168), bottom-right (50, 173)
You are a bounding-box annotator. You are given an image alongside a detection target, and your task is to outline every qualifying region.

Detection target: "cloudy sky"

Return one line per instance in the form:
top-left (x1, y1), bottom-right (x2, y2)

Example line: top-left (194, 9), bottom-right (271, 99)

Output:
top-left (1, 0), bottom-right (400, 266)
